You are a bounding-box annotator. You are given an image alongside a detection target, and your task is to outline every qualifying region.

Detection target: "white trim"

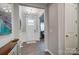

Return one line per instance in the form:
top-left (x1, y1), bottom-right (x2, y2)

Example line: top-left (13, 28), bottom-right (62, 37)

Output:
top-left (45, 49), bottom-right (54, 55)
top-left (26, 40), bottom-right (37, 44)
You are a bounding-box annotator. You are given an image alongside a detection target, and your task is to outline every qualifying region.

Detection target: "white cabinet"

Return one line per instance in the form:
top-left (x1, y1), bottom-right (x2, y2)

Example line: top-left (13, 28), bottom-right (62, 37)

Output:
top-left (8, 41), bottom-right (21, 55)
top-left (8, 44), bottom-right (18, 55)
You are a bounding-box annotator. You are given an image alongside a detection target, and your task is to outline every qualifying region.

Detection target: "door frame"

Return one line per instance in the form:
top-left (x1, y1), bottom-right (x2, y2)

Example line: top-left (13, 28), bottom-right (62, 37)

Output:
top-left (18, 3), bottom-right (48, 50)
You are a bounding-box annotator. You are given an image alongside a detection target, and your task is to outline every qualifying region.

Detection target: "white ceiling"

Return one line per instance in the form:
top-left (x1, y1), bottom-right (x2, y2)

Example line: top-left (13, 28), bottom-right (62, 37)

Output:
top-left (20, 6), bottom-right (44, 17)
top-left (0, 3), bottom-right (12, 13)
top-left (19, 3), bottom-right (48, 9)
top-left (0, 3), bottom-right (45, 17)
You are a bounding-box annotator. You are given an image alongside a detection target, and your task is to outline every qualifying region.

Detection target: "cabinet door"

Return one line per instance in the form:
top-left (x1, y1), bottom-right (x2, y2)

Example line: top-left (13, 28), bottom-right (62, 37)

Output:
top-left (8, 44), bottom-right (18, 55)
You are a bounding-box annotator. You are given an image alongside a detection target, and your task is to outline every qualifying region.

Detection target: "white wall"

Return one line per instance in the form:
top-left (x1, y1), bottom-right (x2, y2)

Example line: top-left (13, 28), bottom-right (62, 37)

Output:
top-left (48, 4), bottom-right (58, 55)
top-left (58, 4), bottom-right (65, 55)
top-left (19, 6), bottom-right (26, 32)
top-left (47, 4), bottom-right (65, 55)
top-left (12, 4), bottom-right (20, 38)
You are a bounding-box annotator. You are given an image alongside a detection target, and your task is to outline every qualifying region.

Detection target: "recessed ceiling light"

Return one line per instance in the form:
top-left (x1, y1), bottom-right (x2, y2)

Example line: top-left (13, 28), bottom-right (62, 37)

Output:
top-left (9, 10), bottom-right (12, 12)
top-left (5, 10), bottom-right (8, 12)
top-left (3, 7), bottom-right (6, 10)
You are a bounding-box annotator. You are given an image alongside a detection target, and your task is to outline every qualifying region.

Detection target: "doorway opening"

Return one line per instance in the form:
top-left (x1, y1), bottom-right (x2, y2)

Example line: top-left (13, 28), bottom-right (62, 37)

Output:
top-left (40, 13), bottom-right (44, 41)
top-left (19, 5), bottom-right (49, 55)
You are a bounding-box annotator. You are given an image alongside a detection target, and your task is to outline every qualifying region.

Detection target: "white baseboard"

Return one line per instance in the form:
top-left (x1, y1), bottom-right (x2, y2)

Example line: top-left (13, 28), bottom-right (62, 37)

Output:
top-left (45, 49), bottom-right (54, 55)
top-left (26, 41), bottom-right (37, 44)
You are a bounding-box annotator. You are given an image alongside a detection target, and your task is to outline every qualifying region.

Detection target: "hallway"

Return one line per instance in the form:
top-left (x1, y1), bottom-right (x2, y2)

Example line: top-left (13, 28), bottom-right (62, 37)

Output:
top-left (0, 3), bottom-right (78, 55)
top-left (21, 39), bottom-right (50, 55)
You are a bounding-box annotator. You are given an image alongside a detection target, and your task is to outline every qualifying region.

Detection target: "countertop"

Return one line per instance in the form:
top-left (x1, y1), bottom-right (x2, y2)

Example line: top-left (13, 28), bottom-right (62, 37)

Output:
top-left (0, 39), bottom-right (19, 55)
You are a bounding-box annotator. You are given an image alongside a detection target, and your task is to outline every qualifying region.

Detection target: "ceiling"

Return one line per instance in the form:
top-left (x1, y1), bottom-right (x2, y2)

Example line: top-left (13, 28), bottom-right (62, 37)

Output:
top-left (0, 3), bottom-right (45, 17)
top-left (0, 3), bottom-right (12, 13)
top-left (19, 5), bottom-right (45, 17)
top-left (19, 3), bottom-right (48, 9)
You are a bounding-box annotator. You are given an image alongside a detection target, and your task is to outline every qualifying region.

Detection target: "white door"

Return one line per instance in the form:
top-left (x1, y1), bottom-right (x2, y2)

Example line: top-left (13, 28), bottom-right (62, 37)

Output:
top-left (26, 17), bottom-right (35, 41)
top-left (65, 4), bottom-right (78, 54)
top-left (65, 33), bottom-right (78, 54)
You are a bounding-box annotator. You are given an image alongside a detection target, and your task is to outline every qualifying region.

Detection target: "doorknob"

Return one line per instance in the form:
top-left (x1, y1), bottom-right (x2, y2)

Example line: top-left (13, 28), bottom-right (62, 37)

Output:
top-left (66, 35), bottom-right (69, 37)
top-left (75, 34), bottom-right (77, 37)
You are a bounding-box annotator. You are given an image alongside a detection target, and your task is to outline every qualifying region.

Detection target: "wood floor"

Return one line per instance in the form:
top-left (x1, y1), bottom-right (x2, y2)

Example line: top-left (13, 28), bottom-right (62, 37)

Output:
top-left (21, 39), bottom-right (50, 55)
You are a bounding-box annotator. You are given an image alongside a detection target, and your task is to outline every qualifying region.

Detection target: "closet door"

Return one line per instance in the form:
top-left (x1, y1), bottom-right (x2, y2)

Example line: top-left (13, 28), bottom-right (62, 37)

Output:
top-left (26, 16), bottom-right (35, 41)
top-left (65, 4), bottom-right (78, 54)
